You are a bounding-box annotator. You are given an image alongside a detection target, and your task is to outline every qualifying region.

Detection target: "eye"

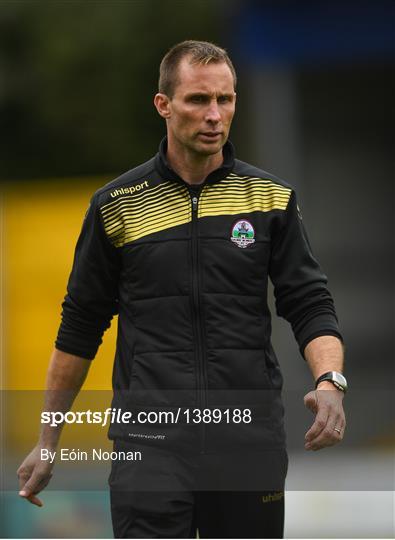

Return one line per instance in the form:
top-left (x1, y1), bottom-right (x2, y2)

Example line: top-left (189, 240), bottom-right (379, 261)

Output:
top-left (189, 95), bottom-right (207, 104)
top-left (218, 95), bottom-right (232, 104)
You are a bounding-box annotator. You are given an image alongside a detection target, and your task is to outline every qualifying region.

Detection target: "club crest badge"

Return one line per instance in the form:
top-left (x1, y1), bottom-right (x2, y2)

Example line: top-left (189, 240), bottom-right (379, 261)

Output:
top-left (231, 220), bottom-right (255, 249)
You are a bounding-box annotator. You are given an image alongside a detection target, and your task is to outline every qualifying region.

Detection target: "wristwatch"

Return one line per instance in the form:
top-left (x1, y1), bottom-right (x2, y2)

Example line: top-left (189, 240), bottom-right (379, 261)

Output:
top-left (315, 371), bottom-right (348, 393)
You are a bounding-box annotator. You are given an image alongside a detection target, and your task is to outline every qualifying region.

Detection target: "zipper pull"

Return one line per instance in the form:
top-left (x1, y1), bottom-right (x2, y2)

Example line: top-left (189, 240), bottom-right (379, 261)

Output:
top-left (192, 196), bottom-right (198, 213)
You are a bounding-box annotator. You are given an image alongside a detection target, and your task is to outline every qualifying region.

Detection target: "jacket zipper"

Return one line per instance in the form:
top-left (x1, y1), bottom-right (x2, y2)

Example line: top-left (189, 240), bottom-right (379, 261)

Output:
top-left (190, 192), bottom-right (207, 453)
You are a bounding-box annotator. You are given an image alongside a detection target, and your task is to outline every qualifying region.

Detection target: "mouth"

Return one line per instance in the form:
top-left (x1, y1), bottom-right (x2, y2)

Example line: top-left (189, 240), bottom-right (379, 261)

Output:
top-left (198, 132), bottom-right (222, 140)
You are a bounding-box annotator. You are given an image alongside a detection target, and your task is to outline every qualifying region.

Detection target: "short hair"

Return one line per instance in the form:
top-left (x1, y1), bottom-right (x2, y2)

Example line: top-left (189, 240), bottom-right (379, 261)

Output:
top-left (158, 40), bottom-right (237, 98)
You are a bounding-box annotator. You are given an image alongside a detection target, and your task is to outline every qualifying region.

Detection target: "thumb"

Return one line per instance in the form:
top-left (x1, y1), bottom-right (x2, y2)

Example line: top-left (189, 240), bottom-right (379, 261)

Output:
top-left (19, 475), bottom-right (41, 497)
top-left (19, 478), bottom-right (44, 508)
top-left (304, 390), bottom-right (318, 413)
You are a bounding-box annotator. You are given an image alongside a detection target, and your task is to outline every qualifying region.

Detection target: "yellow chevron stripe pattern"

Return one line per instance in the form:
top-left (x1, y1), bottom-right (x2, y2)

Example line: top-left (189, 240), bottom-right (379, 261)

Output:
top-left (198, 173), bottom-right (292, 218)
top-left (100, 181), bottom-right (190, 247)
top-left (100, 174), bottom-right (292, 246)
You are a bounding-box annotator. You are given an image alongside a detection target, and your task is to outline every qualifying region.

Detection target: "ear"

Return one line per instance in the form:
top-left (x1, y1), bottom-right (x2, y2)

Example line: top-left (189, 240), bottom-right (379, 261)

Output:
top-left (154, 93), bottom-right (171, 119)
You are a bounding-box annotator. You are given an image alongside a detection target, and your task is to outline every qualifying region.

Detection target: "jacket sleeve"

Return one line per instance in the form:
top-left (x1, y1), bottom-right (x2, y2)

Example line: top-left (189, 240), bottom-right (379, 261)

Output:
top-left (55, 193), bottom-right (120, 359)
top-left (269, 190), bottom-right (343, 357)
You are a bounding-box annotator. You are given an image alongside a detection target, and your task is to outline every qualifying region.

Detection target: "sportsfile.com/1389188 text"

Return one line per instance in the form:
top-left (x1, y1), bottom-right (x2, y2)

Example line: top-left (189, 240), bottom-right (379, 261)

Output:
top-left (40, 408), bottom-right (253, 427)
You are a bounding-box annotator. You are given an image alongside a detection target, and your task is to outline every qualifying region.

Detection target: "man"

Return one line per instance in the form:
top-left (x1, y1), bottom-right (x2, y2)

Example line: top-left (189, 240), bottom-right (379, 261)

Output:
top-left (18, 40), bottom-right (346, 538)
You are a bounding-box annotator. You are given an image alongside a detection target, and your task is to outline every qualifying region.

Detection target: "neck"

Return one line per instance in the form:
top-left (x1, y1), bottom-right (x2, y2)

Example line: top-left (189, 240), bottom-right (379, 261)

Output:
top-left (166, 138), bottom-right (223, 185)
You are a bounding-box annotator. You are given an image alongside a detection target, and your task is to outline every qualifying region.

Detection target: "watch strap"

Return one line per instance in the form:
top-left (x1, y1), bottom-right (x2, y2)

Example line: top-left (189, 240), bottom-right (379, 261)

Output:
top-left (315, 371), bottom-right (347, 393)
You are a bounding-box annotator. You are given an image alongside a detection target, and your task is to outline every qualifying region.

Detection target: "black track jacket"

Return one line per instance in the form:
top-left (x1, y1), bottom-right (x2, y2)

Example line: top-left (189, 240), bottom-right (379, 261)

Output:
top-left (56, 138), bottom-right (342, 453)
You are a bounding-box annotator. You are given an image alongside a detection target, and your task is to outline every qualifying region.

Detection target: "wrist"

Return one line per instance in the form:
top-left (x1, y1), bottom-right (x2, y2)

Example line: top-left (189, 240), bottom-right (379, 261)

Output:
top-left (316, 381), bottom-right (341, 391)
top-left (38, 431), bottom-right (61, 450)
top-left (315, 371), bottom-right (347, 393)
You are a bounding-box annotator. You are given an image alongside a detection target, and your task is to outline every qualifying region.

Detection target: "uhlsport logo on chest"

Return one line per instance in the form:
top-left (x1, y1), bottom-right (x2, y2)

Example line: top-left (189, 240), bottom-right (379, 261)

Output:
top-left (230, 219), bottom-right (255, 249)
top-left (110, 180), bottom-right (149, 198)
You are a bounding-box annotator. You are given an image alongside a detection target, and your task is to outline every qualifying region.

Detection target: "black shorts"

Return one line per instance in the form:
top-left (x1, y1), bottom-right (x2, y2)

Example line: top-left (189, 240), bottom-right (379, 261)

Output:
top-left (111, 489), bottom-right (285, 538)
top-left (109, 440), bottom-right (287, 538)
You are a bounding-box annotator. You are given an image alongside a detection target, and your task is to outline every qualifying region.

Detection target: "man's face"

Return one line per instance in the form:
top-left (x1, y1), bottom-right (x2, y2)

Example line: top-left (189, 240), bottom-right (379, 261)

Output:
top-left (158, 58), bottom-right (236, 157)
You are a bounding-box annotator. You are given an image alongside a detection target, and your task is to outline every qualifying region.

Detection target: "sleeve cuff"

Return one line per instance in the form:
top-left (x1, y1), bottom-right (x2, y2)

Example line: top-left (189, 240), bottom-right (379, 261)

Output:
top-left (54, 340), bottom-right (98, 361)
top-left (299, 329), bottom-right (344, 359)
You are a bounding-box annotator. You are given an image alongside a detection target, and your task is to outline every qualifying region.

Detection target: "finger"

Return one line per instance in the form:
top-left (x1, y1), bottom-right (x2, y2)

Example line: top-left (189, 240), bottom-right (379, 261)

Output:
top-left (19, 476), bottom-right (48, 507)
top-left (306, 414), bottom-right (344, 451)
top-left (29, 495), bottom-right (43, 507)
top-left (303, 391), bottom-right (318, 413)
top-left (18, 473), bottom-right (31, 492)
top-left (19, 491), bottom-right (43, 507)
top-left (304, 408), bottom-right (329, 444)
top-left (36, 473), bottom-right (53, 492)
top-left (19, 472), bottom-right (48, 499)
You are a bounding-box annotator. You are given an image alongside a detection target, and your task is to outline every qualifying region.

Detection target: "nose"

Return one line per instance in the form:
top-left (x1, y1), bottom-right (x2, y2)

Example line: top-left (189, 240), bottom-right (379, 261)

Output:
top-left (205, 100), bottom-right (221, 124)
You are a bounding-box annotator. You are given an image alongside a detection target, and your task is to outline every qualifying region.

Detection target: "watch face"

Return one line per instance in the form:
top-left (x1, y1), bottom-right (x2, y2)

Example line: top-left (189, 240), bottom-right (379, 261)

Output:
top-left (316, 371), bottom-right (348, 392)
top-left (332, 372), bottom-right (347, 390)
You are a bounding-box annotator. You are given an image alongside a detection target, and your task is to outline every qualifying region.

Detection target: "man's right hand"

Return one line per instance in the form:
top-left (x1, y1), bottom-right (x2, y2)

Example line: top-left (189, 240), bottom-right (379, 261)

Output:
top-left (17, 350), bottom-right (91, 507)
top-left (17, 445), bottom-right (54, 507)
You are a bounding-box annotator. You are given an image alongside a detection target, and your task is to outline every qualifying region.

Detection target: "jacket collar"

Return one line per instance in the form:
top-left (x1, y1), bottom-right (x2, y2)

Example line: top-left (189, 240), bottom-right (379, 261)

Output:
top-left (155, 136), bottom-right (235, 186)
